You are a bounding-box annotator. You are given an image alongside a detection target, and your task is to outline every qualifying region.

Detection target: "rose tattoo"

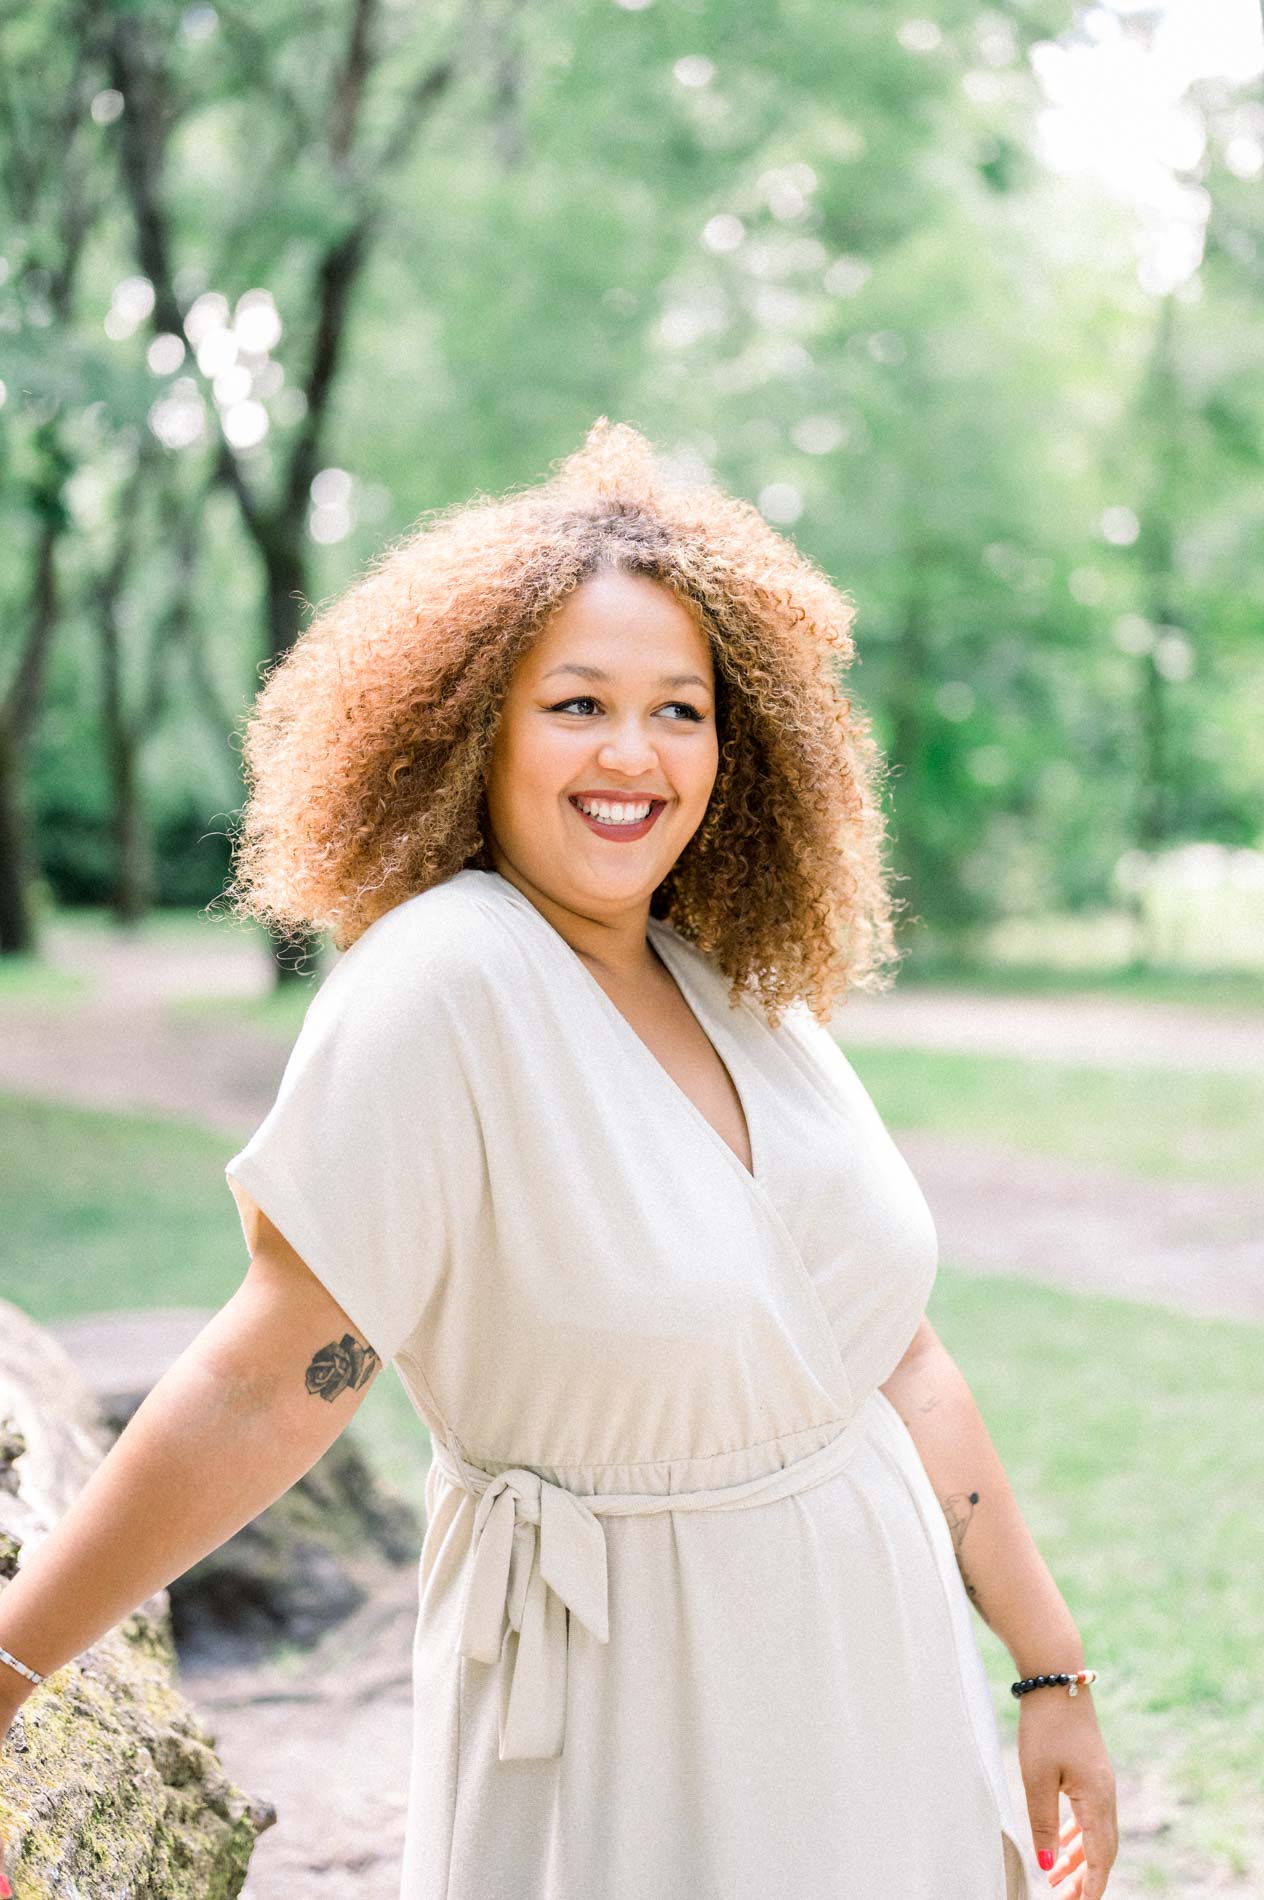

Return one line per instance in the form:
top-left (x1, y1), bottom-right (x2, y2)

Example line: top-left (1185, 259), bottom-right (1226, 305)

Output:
top-left (305, 1333), bottom-right (381, 1401)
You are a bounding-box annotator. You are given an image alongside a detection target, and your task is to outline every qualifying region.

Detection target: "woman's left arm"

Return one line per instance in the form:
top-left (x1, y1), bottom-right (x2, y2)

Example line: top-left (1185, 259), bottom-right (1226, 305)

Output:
top-left (880, 1318), bottom-right (1119, 1899)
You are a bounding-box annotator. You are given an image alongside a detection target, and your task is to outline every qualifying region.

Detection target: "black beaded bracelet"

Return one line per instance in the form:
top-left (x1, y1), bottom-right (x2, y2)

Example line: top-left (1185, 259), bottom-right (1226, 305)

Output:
top-left (1011, 1668), bottom-right (1098, 1699)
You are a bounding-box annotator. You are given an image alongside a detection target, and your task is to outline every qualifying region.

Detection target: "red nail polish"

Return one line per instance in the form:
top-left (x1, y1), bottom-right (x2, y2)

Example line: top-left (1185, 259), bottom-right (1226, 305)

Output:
top-left (0, 1872), bottom-right (13, 1897)
top-left (1038, 1848), bottom-right (1055, 1870)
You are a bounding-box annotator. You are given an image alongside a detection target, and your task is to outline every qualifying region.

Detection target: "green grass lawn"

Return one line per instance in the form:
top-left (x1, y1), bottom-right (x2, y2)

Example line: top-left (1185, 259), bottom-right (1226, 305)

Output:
top-left (21, 900), bottom-right (258, 942)
top-left (897, 956), bottom-right (1264, 1012)
top-left (844, 1044), bottom-right (1264, 1186)
top-left (932, 1270), bottom-right (1264, 1886)
top-left (167, 981), bottom-right (320, 1041)
top-left (0, 956), bottom-right (87, 1003)
top-left (2, 1086), bottom-right (1261, 1887)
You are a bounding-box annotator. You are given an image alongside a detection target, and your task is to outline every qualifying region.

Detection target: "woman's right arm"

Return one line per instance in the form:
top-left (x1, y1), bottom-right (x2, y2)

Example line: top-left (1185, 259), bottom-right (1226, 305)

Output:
top-left (0, 1203), bottom-right (386, 1802)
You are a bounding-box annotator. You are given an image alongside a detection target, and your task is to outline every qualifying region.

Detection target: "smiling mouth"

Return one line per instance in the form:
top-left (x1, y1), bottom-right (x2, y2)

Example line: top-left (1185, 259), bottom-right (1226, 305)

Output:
top-left (568, 794), bottom-right (667, 840)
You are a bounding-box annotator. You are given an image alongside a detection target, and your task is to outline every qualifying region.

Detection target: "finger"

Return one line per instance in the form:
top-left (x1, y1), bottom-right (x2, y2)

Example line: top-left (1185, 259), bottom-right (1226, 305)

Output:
top-left (1049, 1796), bottom-right (1087, 1882)
top-left (1069, 1800), bottom-right (1115, 1900)
top-left (1055, 1814), bottom-right (1082, 1859)
top-left (1049, 1840), bottom-right (1085, 1888)
top-left (1041, 1846), bottom-right (1087, 1892)
top-left (1026, 1772), bottom-right (1062, 1873)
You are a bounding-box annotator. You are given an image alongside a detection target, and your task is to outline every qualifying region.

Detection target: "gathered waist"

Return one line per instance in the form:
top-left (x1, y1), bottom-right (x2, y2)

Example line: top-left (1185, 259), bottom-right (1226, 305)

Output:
top-left (427, 1408), bottom-right (870, 1762)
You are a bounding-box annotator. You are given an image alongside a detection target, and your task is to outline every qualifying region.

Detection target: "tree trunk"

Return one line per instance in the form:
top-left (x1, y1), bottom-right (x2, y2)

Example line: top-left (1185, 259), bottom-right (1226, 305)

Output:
top-left (1, 484), bottom-right (66, 957)
top-left (0, 726), bottom-right (37, 955)
top-left (106, 728), bottom-right (153, 925)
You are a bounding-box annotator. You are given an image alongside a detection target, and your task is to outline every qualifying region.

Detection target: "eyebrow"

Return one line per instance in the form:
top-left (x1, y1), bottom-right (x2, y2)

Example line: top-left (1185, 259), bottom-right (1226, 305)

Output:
top-left (540, 663), bottom-right (710, 690)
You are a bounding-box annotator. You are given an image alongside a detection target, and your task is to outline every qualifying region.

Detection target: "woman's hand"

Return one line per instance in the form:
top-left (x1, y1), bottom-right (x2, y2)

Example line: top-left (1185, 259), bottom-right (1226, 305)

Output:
top-left (1018, 1689), bottom-right (1118, 1897)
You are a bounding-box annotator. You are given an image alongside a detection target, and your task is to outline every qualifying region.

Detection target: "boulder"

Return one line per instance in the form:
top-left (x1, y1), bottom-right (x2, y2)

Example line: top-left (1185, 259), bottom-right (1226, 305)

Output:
top-left (0, 1300), bottom-right (275, 1898)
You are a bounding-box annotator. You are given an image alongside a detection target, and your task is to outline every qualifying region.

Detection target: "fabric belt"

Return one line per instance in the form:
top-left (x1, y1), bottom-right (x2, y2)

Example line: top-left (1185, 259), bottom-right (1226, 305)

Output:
top-left (427, 1412), bottom-right (868, 1762)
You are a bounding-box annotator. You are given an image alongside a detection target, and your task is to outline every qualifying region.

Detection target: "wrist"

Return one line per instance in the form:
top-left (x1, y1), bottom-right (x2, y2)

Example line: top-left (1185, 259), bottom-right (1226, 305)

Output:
top-left (1011, 1638), bottom-right (1086, 1680)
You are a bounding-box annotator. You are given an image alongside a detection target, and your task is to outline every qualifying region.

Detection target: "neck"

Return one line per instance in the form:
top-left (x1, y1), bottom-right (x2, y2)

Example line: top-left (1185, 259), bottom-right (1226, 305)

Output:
top-left (486, 855), bottom-right (658, 987)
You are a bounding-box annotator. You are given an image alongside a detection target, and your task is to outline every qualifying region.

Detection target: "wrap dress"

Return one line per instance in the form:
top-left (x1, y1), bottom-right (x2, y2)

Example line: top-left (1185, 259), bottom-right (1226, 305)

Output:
top-left (224, 865), bottom-right (1033, 1899)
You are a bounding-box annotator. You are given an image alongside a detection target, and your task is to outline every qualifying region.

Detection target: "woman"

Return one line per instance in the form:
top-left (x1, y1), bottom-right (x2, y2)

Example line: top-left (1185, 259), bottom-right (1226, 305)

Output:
top-left (0, 419), bottom-right (1117, 1899)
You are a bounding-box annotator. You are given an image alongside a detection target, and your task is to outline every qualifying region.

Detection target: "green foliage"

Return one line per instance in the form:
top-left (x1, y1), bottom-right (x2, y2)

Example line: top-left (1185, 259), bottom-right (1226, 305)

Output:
top-left (1, 1), bottom-right (1261, 934)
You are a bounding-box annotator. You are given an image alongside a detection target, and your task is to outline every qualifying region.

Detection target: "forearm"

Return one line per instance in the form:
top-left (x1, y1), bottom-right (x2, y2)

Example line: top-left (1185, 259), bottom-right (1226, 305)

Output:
top-left (879, 1337), bottom-right (1084, 1678)
top-left (0, 1280), bottom-right (374, 1715)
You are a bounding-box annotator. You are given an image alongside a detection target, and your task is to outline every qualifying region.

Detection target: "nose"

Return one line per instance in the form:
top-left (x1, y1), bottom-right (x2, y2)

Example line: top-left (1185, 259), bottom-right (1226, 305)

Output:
top-left (595, 717), bottom-right (659, 777)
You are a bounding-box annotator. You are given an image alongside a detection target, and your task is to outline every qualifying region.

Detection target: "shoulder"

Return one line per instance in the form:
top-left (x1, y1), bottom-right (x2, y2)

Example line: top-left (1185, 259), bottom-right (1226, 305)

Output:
top-left (777, 995), bottom-right (853, 1073)
top-left (312, 870), bottom-right (520, 1028)
top-left (775, 996), bottom-right (894, 1131)
top-left (347, 869), bottom-right (512, 967)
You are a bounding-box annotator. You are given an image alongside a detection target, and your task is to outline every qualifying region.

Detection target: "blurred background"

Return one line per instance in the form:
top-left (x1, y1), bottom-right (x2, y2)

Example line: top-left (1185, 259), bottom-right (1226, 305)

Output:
top-left (1, 0), bottom-right (1261, 1894)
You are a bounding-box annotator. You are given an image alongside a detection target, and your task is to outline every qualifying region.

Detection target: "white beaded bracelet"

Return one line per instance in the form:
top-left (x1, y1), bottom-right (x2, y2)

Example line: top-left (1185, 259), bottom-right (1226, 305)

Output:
top-left (0, 1641), bottom-right (46, 1686)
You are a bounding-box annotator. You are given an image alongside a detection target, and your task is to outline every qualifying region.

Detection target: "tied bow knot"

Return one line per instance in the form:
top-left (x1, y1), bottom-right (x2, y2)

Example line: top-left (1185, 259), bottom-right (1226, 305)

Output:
top-left (455, 1465), bottom-right (609, 1761)
top-left (435, 1413), bottom-right (870, 1764)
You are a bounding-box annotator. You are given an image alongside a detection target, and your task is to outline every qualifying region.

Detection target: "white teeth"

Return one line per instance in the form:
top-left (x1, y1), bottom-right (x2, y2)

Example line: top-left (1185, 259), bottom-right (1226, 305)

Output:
top-left (575, 798), bottom-right (654, 825)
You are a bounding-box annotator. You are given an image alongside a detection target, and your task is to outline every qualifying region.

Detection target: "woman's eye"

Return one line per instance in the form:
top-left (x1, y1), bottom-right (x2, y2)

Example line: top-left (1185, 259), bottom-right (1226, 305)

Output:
top-left (548, 698), bottom-right (703, 722)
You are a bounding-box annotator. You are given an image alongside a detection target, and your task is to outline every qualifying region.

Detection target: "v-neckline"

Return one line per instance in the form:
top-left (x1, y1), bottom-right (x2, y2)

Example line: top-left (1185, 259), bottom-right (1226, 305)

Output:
top-left (478, 870), bottom-right (761, 1185)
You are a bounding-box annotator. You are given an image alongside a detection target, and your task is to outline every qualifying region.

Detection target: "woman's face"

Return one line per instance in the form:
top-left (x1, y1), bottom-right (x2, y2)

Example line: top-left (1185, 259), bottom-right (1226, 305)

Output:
top-left (484, 568), bottom-right (719, 919)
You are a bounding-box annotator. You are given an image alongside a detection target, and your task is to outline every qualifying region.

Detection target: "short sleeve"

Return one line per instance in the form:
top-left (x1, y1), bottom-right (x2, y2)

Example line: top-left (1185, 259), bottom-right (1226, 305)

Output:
top-left (223, 897), bottom-right (488, 1366)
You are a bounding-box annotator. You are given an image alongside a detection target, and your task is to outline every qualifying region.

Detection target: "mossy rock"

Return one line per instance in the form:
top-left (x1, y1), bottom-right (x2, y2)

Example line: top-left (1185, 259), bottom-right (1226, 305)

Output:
top-left (0, 1624), bottom-right (273, 1898)
top-left (0, 1300), bottom-right (275, 1896)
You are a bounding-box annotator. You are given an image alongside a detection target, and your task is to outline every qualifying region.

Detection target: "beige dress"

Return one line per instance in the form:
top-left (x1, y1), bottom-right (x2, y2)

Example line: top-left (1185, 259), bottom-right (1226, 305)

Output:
top-left (225, 866), bottom-right (1032, 1899)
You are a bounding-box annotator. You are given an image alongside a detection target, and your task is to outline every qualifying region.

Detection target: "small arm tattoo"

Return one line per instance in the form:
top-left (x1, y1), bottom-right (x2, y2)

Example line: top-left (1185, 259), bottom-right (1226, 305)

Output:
top-left (943, 1488), bottom-right (980, 1557)
top-left (942, 1488), bottom-right (984, 1611)
top-left (304, 1332), bottom-right (381, 1401)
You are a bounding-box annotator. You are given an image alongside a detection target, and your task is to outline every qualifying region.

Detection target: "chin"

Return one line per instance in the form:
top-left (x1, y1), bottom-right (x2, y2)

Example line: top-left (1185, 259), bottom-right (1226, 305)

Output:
top-left (571, 864), bottom-right (668, 902)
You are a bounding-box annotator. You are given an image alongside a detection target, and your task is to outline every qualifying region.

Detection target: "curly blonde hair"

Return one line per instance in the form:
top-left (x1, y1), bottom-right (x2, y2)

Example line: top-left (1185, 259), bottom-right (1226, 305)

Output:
top-left (221, 417), bottom-right (905, 1025)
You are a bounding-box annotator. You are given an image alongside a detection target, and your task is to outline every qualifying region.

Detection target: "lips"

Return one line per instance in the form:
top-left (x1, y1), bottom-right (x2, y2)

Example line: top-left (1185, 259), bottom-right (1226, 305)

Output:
top-left (568, 794), bottom-right (667, 842)
top-left (571, 792), bottom-right (666, 806)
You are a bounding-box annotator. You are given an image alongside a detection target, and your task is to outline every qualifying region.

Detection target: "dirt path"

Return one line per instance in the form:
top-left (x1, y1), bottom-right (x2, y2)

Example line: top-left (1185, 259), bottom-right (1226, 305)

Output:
top-left (901, 1131), bottom-right (1263, 1322)
top-left (178, 1559), bottom-right (419, 1898)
